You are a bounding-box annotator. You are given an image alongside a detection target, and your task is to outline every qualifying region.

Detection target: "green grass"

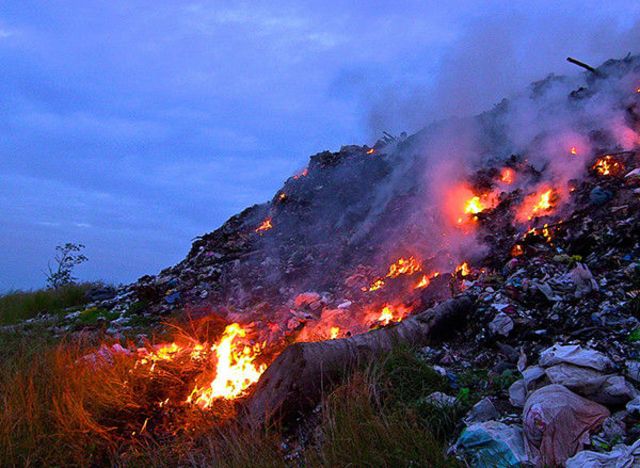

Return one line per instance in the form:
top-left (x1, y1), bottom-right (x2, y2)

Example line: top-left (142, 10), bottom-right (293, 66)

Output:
top-left (76, 306), bottom-right (119, 325)
top-left (0, 283), bottom-right (96, 325)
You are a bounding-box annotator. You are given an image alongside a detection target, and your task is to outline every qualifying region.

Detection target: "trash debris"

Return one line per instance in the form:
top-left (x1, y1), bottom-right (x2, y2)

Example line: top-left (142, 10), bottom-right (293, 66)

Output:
top-left (464, 397), bottom-right (499, 424)
top-left (566, 438), bottom-right (640, 468)
top-left (523, 384), bottom-right (610, 467)
top-left (454, 420), bottom-right (528, 468)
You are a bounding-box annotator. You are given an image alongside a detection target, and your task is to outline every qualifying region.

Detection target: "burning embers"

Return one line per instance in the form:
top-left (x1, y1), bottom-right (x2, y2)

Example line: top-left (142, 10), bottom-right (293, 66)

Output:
top-left (593, 155), bottom-right (625, 176)
top-left (256, 217), bottom-right (273, 233)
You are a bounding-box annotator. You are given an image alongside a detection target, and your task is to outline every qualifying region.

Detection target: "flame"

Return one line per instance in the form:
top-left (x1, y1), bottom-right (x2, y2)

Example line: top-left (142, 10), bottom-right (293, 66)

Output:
top-left (293, 168), bottom-right (308, 180)
top-left (366, 256), bottom-right (423, 292)
top-left (366, 278), bottom-right (385, 292)
top-left (375, 304), bottom-right (410, 326)
top-left (256, 217), bottom-right (273, 233)
top-left (414, 272), bottom-right (439, 289)
top-left (455, 262), bottom-right (470, 277)
top-left (330, 326), bottom-right (340, 339)
top-left (366, 148), bottom-right (375, 155)
top-left (448, 185), bottom-right (498, 226)
top-left (517, 188), bottom-right (555, 222)
top-left (278, 193), bottom-right (287, 201)
top-left (188, 323), bottom-right (266, 407)
top-left (500, 167), bottom-right (515, 185)
top-left (592, 155), bottom-right (624, 176)
top-left (386, 256), bottom-right (422, 278)
top-left (570, 146), bottom-right (578, 156)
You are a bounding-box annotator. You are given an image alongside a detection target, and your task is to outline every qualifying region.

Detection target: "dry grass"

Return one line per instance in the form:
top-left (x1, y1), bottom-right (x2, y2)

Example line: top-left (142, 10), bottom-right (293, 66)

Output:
top-left (0, 326), bottom-right (461, 467)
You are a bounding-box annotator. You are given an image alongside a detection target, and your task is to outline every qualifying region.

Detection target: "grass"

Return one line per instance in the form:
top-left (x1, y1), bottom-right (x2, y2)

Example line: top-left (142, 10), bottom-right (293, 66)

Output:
top-left (0, 283), bottom-right (96, 325)
top-left (0, 326), bottom-right (464, 466)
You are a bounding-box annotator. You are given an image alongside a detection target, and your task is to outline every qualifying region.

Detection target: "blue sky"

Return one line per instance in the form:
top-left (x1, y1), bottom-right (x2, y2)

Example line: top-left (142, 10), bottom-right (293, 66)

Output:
top-left (1, 1), bottom-right (639, 290)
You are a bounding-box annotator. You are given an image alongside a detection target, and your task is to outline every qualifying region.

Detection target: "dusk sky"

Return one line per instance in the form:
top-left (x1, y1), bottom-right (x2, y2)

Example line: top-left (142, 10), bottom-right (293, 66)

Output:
top-left (1, 1), bottom-right (639, 291)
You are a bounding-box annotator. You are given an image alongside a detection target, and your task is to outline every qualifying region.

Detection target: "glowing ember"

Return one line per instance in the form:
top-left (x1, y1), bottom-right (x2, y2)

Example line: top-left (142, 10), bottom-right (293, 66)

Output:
top-left (511, 244), bottom-right (524, 257)
top-left (188, 323), bottom-right (266, 407)
top-left (517, 188), bottom-right (555, 222)
top-left (278, 193), bottom-right (287, 201)
top-left (570, 146), bottom-right (578, 156)
top-left (330, 326), bottom-right (340, 339)
top-left (500, 167), bottom-right (515, 185)
top-left (366, 148), bottom-right (376, 155)
top-left (256, 217), bottom-right (273, 233)
top-left (593, 155), bottom-right (624, 176)
top-left (455, 262), bottom-right (470, 277)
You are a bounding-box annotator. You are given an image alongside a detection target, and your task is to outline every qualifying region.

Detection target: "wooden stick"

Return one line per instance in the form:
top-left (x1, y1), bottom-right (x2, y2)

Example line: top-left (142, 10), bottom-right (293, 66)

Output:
top-left (566, 57), bottom-right (600, 76)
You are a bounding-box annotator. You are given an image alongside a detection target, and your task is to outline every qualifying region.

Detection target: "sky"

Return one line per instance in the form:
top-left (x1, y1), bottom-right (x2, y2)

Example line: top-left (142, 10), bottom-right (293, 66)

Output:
top-left (1, 1), bottom-right (639, 291)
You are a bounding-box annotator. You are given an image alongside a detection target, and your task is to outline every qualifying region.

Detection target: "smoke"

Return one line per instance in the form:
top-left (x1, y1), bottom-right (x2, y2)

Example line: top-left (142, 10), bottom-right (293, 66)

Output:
top-left (366, 10), bottom-right (640, 137)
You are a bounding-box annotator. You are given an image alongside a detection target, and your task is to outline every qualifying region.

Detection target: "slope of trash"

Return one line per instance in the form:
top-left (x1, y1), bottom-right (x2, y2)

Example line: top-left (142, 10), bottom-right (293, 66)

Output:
top-left (10, 54), bottom-right (640, 466)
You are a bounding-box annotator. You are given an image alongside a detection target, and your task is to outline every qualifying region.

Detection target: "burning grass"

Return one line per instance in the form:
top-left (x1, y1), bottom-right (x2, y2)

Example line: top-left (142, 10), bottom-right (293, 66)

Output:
top-left (0, 326), bottom-right (461, 466)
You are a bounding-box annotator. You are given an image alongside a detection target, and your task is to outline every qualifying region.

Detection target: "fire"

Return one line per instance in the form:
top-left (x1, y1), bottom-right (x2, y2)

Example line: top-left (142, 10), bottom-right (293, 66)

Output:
top-left (366, 278), bottom-right (385, 292)
top-left (188, 323), bottom-right (266, 407)
top-left (511, 244), bottom-right (524, 257)
top-left (366, 256), bottom-right (423, 292)
top-left (593, 155), bottom-right (624, 176)
top-left (500, 167), bottom-right (515, 185)
top-left (375, 304), bottom-right (410, 326)
top-left (293, 168), bottom-right (308, 180)
top-left (464, 196), bottom-right (484, 215)
top-left (517, 188), bottom-right (555, 222)
top-left (414, 272), bottom-right (439, 289)
top-left (448, 185), bottom-right (498, 226)
top-left (330, 326), bottom-right (340, 339)
top-left (455, 262), bottom-right (470, 277)
top-left (278, 193), bottom-right (287, 201)
top-left (386, 256), bottom-right (422, 278)
top-left (366, 148), bottom-right (376, 155)
top-left (570, 146), bottom-right (578, 156)
top-left (256, 217), bottom-right (273, 233)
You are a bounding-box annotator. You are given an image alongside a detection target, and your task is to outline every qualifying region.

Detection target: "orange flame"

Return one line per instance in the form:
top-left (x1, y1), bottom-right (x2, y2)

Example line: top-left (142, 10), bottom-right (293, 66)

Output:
top-left (448, 186), bottom-right (498, 226)
top-left (500, 167), bottom-right (515, 185)
top-left (570, 146), bottom-right (578, 156)
top-left (188, 323), bottom-right (266, 407)
top-left (366, 148), bottom-right (376, 155)
top-left (330, 326), bottom-right (340, 339)
top-left (414, 272), bottom-right (439, 289)
top-left (293, 168), bottom-right (308, 180)
top-left (366, 256), bottom-right (423, 292)
top-left (256, 217), bottom-right (273, 233)
top-left (592, 155), bottom-right (624, 176)
top-left (278, 193), bottom-right (287, 201)
top-left (375, 304), bottom-right (410, 326)
top-left (386, 256), bottom-right (422, 278)
top-left (455, 262), bottom-right (470, 277)
top-left (517, 188), bottom-right (555, 222)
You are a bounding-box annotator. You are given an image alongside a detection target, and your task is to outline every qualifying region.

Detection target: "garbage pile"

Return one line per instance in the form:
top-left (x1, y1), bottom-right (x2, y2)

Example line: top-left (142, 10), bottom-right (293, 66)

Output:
top-left (33, 55), bottom-right (640, 464)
